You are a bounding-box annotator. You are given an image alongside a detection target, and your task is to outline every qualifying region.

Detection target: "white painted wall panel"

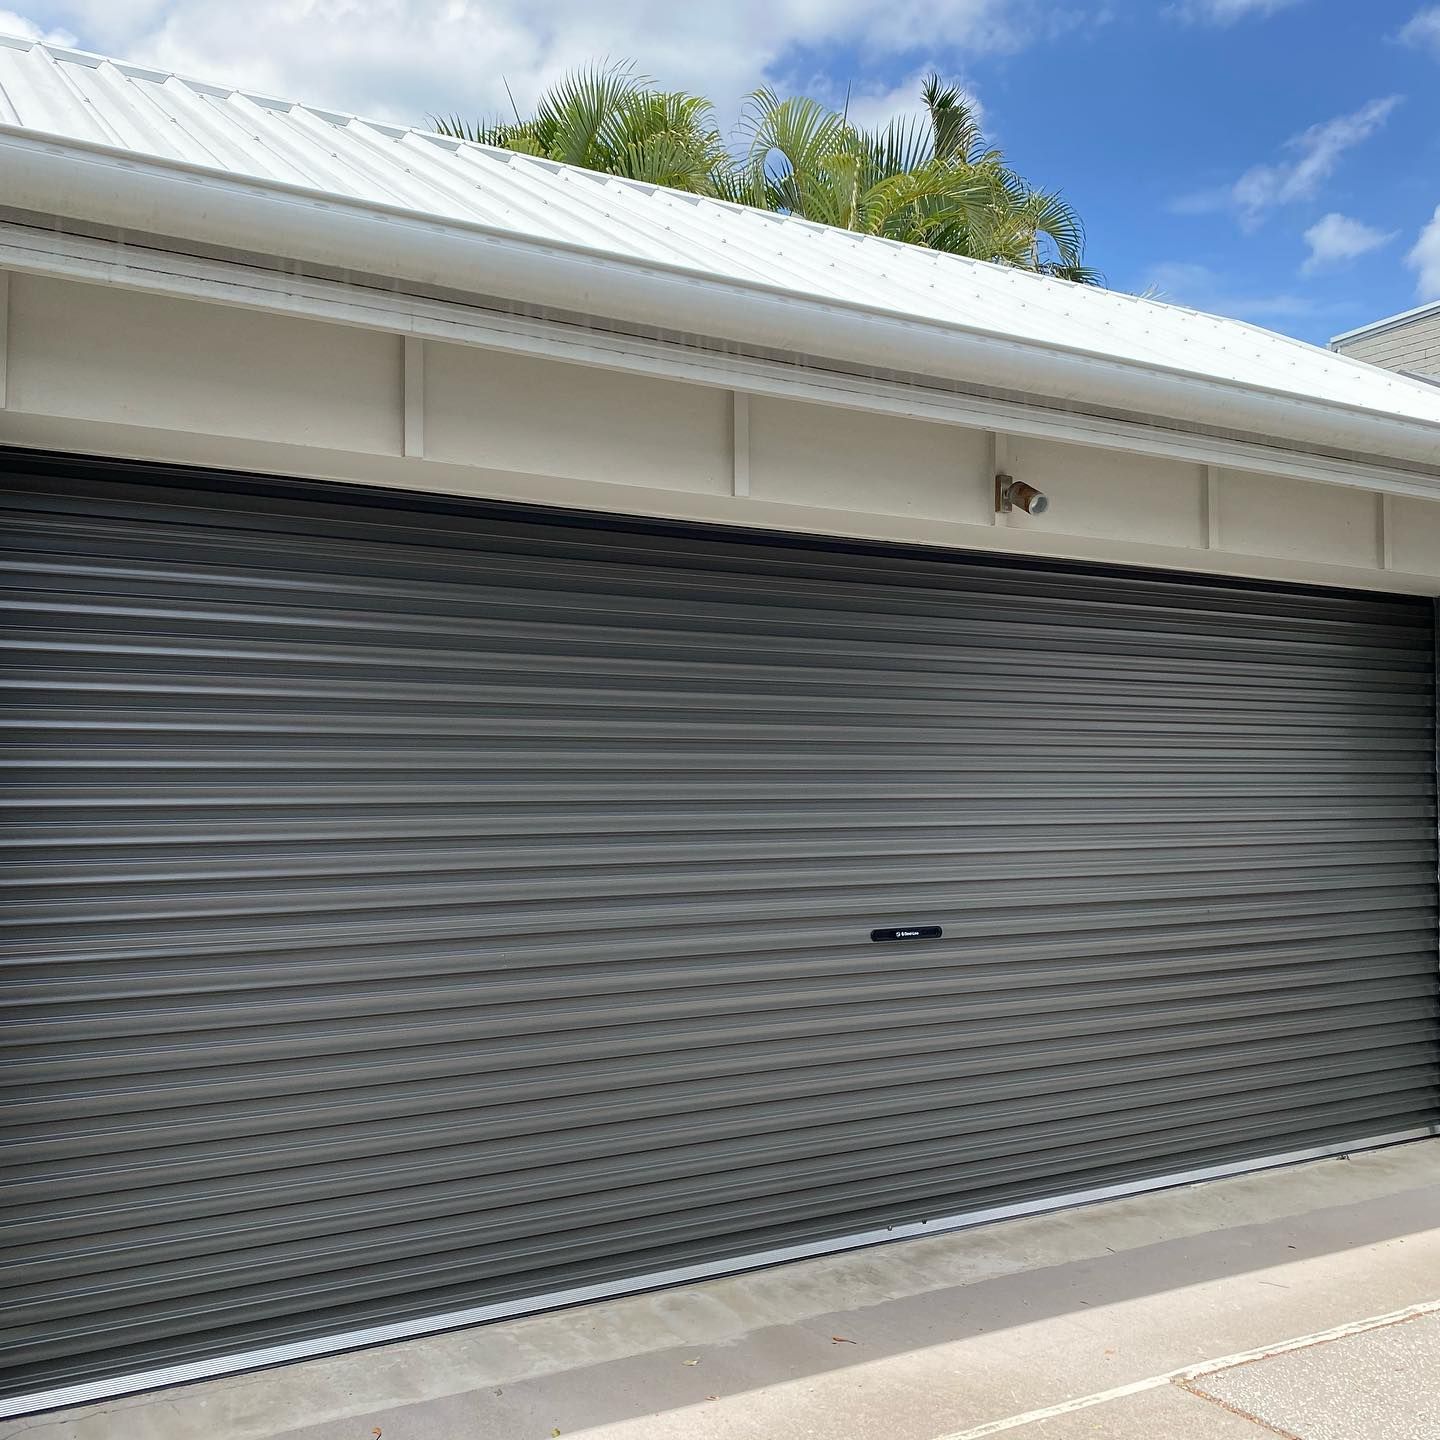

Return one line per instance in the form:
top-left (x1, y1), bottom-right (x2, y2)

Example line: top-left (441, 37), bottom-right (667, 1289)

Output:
top-left (747, 395), bottom-right (991, 523)
top-left (1392, 497), bottom-right (1440, 578)
top-left (1004, 437), bottom-right (1205, 548)
top-left (1217, 469), bottom-right (1379, 569)
top-left (423, 342), bottom-right (731, 495)
top-left (2, 273), bottom-right (1438, 594)
top-left (6, 275), bottom-right (402, 453)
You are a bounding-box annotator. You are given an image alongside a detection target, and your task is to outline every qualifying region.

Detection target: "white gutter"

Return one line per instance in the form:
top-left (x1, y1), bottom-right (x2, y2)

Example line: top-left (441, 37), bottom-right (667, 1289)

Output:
top-left (3, 127), bottom-right (1440, 470)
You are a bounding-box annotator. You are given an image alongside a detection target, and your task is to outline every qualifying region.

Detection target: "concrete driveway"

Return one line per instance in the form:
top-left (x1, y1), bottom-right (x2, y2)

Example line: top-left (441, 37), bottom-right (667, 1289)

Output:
top-left (6, 1139), bottom-right (1439, 1440)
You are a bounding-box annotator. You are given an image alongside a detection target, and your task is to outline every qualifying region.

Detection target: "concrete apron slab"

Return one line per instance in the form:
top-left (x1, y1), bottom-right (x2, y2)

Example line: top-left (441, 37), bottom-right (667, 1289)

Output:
top-left (1185, 1309), bottom-right (1440, 1440)
top-left (5, 1139), bottom-right (1438, 1440)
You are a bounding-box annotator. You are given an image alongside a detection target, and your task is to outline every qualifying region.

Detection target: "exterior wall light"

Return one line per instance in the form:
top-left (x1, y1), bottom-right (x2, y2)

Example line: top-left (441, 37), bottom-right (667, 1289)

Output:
top-left (996, 474), bottom-right (1049, 516)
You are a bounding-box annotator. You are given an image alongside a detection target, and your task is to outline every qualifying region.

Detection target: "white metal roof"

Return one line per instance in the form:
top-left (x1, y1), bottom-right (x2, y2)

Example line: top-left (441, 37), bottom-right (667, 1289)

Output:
top-left (2, 33), bottom-right (1440, 449)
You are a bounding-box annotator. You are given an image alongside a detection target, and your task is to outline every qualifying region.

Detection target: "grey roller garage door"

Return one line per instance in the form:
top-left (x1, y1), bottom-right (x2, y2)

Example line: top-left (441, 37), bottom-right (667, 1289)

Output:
top-left (2, 453), bottom-right (1437, 1411)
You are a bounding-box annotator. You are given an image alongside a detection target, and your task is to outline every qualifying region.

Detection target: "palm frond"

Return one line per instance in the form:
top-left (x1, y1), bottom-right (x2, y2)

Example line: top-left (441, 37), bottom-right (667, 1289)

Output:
top-left (1041, 261), bottom-right (1104, 284)
top-left (854, 159), bottom-right (989, 239)
top-left (1013, 188), bottom-right (1087, 268)
top-left (529, 62), bottom-right (646, 168)
top-left (863, 115), bottom-right (934, 177)
top-left (616, 129), bottom-right (731, 194)
top-left (738, 88), bottom-right (853, 213)
top-left (921, 72), bottom-right (983, 163)
top-left (430, 113), bottom-right (512, 146)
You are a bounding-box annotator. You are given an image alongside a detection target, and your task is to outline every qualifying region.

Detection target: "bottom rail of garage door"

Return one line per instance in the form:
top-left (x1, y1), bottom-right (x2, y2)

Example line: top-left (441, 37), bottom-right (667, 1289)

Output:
top-left (3, 1125), bottom-right (1433, 1422)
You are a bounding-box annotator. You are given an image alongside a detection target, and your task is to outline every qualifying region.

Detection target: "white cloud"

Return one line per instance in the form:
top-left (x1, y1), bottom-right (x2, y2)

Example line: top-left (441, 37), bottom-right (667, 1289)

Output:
top-left (1173, 96), bottom-right (1403, 228)
top-left (1300, 212), bottom-right (1397, 274)
top-left (0, 8), bottom-right (75, 43)
top-left (1141, 260), bottom-right (1344, 326)
top-left (3, 2), bottom-right (1060, 130)
top-left (1398, 6), bottom-right (1440, 58)
top-left (1170, 0), bottom-right (1304, 24)
top-left (1168, 185), bottom-right (1234, 216)
top-left (1409, 206), bottom-right (1440, 299)
top-left (840, 68), bottom-right (985, 135)
top-left (1233, 97), bottom-right (1402, 224)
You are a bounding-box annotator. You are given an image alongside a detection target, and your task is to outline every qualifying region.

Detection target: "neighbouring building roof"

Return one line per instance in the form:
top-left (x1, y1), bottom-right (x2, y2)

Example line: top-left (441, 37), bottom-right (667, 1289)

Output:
top-left (1, 33), bottom-right (1439, 468)
top-left (1332, 300), bottom-right (1440, 348)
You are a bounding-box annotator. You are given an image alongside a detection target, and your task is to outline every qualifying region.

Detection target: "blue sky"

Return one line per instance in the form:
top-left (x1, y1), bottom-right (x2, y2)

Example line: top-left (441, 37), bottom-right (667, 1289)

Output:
top-left (6, 0), bottom-right (1440, 347)
top-left (953, 1), bottom-right (1440, 343)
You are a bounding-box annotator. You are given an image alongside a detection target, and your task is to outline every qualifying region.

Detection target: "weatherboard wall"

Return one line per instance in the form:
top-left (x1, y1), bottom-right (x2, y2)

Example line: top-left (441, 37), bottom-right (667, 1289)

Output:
top-left (1334, 309), bottom-right (1440, 381)
top-left (2, 269), bottom-right (1439, 593)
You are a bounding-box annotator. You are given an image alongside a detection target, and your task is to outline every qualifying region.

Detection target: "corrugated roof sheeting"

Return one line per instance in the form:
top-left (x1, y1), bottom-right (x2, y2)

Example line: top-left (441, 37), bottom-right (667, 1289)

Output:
top-left (2, 33), bottom-right (1440, 431)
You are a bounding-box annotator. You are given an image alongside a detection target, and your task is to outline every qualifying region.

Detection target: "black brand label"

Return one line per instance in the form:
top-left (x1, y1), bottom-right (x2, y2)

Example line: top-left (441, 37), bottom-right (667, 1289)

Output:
top-left (870, 925), bottom-right (943, 942)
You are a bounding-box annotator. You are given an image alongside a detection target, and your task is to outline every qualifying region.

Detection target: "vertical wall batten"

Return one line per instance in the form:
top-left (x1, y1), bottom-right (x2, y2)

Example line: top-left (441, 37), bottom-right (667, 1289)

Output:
top-left (1203, 465), bottom-right (1221, 551)
top-left (989, 432), bottom-right (1010, 526)
top-left (0, 270), bottom-right (9, 410)
top-left (731, 391), bottom-right (750, 497)
top-left (402, 336), bottom-right (425, 459)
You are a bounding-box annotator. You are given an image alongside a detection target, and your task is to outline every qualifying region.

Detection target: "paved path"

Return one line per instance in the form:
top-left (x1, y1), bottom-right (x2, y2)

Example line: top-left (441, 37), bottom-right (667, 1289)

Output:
top-left (944, 1302), bottom-right (1440, 1437)
top-left (6, 1140), bottom-right (1439, 1440)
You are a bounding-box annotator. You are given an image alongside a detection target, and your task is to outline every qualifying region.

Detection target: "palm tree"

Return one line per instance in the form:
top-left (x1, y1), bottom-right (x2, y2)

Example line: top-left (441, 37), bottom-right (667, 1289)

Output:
top-left (433, 64), bottom-right (731, 197)
top-left (434, 69), bottom-right (1096, 282)
top-left (736, 75), bottom-right (1096, 282)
